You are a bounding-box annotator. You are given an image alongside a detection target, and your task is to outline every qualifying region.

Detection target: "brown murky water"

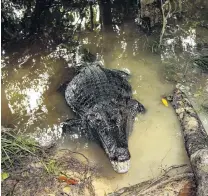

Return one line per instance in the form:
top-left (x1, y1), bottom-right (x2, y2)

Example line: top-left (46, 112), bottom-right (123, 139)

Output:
top-left (1, 22), bottom-right (208, 195)
top-left (59, 35), bottom-right (190, 193)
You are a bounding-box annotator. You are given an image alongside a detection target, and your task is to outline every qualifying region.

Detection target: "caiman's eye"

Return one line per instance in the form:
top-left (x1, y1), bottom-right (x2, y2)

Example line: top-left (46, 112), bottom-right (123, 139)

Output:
top-left (95, 118), bottom-right (102, 125)
top-left (100, 129), bottom-right (106, 134)
top-left (111, 115), bottom-right (116, 121)
top-left (111, 112), bottom-right (122, 124)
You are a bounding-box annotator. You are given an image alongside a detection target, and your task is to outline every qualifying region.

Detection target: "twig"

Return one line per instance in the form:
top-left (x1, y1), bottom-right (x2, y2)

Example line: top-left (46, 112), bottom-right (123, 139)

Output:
top-left (159, 0), bottom-right (171, 45)
top-left (59, 148), bottom-right (91, 182)
top-left (59, 148), bottom-right (89, 164)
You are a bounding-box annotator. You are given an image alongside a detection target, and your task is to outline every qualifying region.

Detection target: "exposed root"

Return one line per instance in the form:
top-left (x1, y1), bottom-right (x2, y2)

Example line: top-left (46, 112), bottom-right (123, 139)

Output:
top-left (108, 165), bottom-right (195, 196)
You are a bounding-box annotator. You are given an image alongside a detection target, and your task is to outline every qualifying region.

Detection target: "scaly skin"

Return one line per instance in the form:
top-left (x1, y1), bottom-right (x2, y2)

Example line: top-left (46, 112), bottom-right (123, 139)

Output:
top-left (63, 62), bottom-right (145, 173)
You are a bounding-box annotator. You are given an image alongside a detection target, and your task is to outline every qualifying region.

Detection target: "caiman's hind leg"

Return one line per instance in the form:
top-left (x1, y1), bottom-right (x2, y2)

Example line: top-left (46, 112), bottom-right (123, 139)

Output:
top-left (111, 69), bottom-right (131, 80)
top-left (126, 99), bottom-right (146, 136)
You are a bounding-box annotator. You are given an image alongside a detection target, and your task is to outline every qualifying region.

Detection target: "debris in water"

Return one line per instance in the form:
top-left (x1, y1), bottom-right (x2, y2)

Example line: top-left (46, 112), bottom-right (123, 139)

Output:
top-left (161, 98), bottom-right (169, 107)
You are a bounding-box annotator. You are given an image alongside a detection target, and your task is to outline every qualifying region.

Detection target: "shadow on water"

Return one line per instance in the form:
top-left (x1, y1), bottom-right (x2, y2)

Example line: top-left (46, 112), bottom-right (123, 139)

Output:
top-left (1, 0), bottom-right (208, 194)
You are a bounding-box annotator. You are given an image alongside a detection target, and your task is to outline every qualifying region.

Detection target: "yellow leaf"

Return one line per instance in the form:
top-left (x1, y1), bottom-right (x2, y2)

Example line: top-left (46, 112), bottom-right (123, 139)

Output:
top-left (161, 98), bottom-right (168, 107)
top-left (63, 186), bottom-right (71, 194)
top-left (1, 172), bottom-right (9, 181)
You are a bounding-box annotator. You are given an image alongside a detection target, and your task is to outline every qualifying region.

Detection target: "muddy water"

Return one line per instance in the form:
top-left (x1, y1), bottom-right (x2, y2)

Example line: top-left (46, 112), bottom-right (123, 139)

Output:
top-left (59, 34), bottom-right (190, 193)
top-left (1, 22), bottom-right (207, 195)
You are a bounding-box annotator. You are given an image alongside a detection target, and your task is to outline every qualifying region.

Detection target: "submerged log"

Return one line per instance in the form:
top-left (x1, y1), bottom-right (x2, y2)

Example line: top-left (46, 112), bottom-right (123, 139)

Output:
top-left (168, 85), bottom-right (208, 196)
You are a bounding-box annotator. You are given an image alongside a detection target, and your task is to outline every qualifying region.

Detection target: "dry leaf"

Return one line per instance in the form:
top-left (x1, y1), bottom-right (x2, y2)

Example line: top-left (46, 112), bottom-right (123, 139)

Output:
top-left (58, 175), bottom-right (68, 182)
top-left (66, 178), bottom-right (78, 185)
top-left (178, 182), bottom-right (194, 196)
top-left (58, 175), bottom-right (79, 185)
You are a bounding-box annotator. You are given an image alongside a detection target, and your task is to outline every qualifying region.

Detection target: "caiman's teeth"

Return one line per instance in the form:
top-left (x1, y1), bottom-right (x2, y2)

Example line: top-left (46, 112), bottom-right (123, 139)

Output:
top-left (111, 160), bottom-right (130, 173)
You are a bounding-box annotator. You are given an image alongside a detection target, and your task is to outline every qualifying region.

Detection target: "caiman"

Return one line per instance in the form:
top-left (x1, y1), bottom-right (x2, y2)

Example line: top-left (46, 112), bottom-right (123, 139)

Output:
top-left (62, 62), bottom-right (146, 173)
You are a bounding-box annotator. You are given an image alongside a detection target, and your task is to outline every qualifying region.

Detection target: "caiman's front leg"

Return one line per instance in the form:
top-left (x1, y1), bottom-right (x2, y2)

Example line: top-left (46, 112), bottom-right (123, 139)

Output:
top-left (126, 99), bottom-right (146, 136)
top-left (61, 119), bottom-right (87, 137)
top-left (128, 99), bottom-right (146, 115)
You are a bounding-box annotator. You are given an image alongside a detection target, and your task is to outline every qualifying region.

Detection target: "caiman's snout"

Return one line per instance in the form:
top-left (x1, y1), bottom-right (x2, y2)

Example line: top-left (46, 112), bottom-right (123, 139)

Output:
top-left (114, 147), bottom-right (130, 162)
top-left (110, 147), bottom-right (131, 174)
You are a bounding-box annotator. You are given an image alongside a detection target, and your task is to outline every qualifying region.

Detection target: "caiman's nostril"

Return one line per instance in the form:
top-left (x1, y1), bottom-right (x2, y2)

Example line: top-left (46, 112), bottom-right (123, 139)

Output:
top-left (115, 148), bottom-right (131, 162)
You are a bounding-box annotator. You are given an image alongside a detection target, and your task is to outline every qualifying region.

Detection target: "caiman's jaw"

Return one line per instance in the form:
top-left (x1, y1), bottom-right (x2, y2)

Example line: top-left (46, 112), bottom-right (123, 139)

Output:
top-left (102, 145), bottom-right (131, 173)
top-left (111, 160), bottom-right (130, 173)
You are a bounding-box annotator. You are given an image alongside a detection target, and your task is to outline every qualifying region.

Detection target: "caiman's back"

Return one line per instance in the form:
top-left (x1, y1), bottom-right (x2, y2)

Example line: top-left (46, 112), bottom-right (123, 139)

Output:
top-left (65, 63), bottom-right (132, 114)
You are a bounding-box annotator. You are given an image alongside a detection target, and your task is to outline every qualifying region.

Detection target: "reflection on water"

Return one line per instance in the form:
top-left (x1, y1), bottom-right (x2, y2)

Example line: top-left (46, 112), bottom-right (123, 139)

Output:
top-left (5, 71), bottom-right (49, 114)
top-left (1, 57), bottom-right (75, 145)
top-left (2, 18), bottom-right (208, 195)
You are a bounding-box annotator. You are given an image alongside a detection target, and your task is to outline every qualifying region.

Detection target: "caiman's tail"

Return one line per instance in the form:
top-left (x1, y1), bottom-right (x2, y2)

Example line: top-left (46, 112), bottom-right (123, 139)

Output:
top-left (74, 47), bottom-right (104, 72)
top-left (57, 48), bottom-right (103, 95)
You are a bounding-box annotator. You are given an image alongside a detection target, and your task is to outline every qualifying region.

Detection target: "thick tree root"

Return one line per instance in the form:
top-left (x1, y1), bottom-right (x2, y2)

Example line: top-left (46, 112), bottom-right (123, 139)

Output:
top-left (168, 86), bottom-right (208, 196)
top-left (108, 165), bottom-right (195, 196)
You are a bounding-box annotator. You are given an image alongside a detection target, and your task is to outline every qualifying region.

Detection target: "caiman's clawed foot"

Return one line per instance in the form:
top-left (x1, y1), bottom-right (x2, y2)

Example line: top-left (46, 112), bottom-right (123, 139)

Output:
top-left (61, 119), bottom-right (85, 135)
top-left (128, 99), bottom-right (146, 114)
top-left (139, 104), bottom-right (146, 114)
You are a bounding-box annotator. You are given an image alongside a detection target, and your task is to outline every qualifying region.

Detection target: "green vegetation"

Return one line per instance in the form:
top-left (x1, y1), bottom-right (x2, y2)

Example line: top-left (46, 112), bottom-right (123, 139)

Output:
top-left (194, 55), bottom-right (208, 72)
top-left (1, 127), bottom-right (41, 170)
top-left (43, 159), bottom-right (61, 175)
top-left (202, 103), bottom-right (208, 113)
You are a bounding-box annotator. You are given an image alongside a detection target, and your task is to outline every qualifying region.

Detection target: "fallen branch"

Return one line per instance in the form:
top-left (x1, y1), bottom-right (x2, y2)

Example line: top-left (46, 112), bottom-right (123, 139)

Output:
top-left (108, 165), bottom-right (195, 196)
top-left (167, 85), bottom-right (208, 196)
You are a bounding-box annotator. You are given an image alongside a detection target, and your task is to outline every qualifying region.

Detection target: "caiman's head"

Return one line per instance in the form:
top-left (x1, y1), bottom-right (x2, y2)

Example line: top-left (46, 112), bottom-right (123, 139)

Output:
top-left (86, 105), bottom-right (131, 173)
